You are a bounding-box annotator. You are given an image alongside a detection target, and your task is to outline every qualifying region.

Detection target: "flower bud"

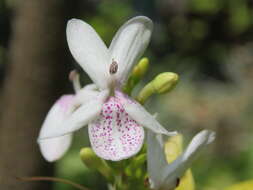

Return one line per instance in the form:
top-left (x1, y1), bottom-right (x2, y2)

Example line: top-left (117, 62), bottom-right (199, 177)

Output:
top-left (123, 57), bottom-right (149, 94)
top-left (136, 72), bottom-right (179, 104)
top-left (132, 57), bottom-right (149, 78)
top-left (152, 72), bottom-right (179, 94)
top-left (80, 147), bottom-right (112, 180)
top-left (125, 153), bottom-right (146, 177)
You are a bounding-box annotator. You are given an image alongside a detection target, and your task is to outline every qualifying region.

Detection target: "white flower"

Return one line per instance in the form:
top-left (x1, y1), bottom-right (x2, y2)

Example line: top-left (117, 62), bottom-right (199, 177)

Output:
top-left (147, 130), bottom-right (215, 190)
top-left (38, 16), bottom-right (176, 162)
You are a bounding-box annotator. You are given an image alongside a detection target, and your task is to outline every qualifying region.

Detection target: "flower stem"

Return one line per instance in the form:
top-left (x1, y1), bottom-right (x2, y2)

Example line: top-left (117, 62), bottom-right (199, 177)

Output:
top-left (17, 176), bottom-right (90, 190)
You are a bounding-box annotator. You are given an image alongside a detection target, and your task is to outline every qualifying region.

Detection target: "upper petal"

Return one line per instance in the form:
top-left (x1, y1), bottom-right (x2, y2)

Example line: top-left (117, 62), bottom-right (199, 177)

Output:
top-left (67, 19), bottom-right (110, 89)
top-left (38, 95), bottom-right (75, 161)
top-left (38, 90), bottom-right (109, 140)
top-left (109, 16), bottom-right (153, 87)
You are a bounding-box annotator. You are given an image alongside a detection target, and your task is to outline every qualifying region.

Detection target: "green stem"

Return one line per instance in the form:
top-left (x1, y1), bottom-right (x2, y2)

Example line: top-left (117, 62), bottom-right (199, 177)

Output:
top-left (17, 176), bottom-right (90, 190)
top-left (136, 82), bottom-right (155, 104)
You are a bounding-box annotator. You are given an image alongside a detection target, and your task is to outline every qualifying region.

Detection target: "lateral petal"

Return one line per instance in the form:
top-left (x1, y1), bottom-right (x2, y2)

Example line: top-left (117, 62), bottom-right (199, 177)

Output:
top-left (118, 91), bottom-right (176, 136)
top-left (67, 19), bottom-right (110, 89)
top-left (109, 16), bottom-right (153, 87)
top-left (38, 90), bottom-right (109, 140)
top-left (39, 134), bottom-right (73, 162)
top-left (37, 95), bottom-right (75, 161)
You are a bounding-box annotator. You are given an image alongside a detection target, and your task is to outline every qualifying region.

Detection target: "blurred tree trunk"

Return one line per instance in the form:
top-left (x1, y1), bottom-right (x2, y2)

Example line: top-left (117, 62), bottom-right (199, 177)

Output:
top-left (0, 0), bottom-right (80, 189)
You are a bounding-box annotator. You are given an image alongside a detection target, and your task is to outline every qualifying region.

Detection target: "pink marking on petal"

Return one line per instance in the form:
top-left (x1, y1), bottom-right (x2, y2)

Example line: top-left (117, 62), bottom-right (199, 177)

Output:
top-left (56, 95), bottom-right (75, 113)
top-left (88, 93), bottom-right (144, 161)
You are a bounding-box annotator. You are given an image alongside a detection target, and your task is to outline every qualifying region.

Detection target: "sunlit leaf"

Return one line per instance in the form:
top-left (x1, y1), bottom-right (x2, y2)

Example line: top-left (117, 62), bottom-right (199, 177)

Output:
top-left (224, 180), bottom-right (253, 190)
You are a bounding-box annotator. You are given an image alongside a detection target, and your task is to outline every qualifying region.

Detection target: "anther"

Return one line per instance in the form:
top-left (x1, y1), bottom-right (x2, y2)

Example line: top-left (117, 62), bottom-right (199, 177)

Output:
top-left (109, 60), bottom-right (118, 75)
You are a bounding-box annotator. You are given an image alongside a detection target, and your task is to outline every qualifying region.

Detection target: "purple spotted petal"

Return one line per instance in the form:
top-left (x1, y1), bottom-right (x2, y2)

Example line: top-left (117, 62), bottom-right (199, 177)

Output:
top-left (88, 95), bottom-right (144, 161)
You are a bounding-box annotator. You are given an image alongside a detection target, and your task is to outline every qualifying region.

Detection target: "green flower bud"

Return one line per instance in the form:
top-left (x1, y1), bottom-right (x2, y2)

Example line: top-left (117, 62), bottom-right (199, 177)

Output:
top-left (125, 153), bottom-right (146, 177)
top-left (80, 148), bottom-right (113, 180)
top-left (132, 153), bottom-right (146, 168)
top-left (152, 72), bottom-right (179, 94)
top-left (132, 57), bottom-right (149, 78)
top-left (136, 72), bottom-right (179, 104)
top-left (135, 168), bottom-right (143, 179)
top-left (123, 57), bottom-right (149, 94)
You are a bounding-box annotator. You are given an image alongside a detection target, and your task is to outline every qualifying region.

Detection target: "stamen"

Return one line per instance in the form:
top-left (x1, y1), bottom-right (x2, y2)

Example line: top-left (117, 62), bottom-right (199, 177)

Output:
top-left (109, 60), bottom-right (118, 75)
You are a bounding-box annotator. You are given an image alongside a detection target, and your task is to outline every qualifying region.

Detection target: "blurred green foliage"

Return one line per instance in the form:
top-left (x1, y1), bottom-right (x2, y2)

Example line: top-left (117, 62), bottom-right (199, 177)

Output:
top-left (88, 0), bottom-right (133, 46)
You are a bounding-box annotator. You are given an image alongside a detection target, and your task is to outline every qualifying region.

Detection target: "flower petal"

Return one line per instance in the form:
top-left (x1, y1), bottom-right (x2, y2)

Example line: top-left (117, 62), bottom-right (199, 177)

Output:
top-left (74, 84), bottom-right (100, 105)
top-left (109, 16), bottom-right (153, 86)
top-left (39, 134), bottom-right (73, 162)
top-left (118, 92), bottom-right (176, 136)
top-left (39, 90), bottom-right (109, 140)
top-left (88, 95), bottom-right (144, 161)
top-left (67, 19), bottom-right (110, 89)
top-left (147, 130), bottom-right (168, 189)
top-left (37, 95), bottom-right (75, 161)
top-left (181, 130), bottom-right (215, 162)
top-left (155, 130), bottom-right (215, 190)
